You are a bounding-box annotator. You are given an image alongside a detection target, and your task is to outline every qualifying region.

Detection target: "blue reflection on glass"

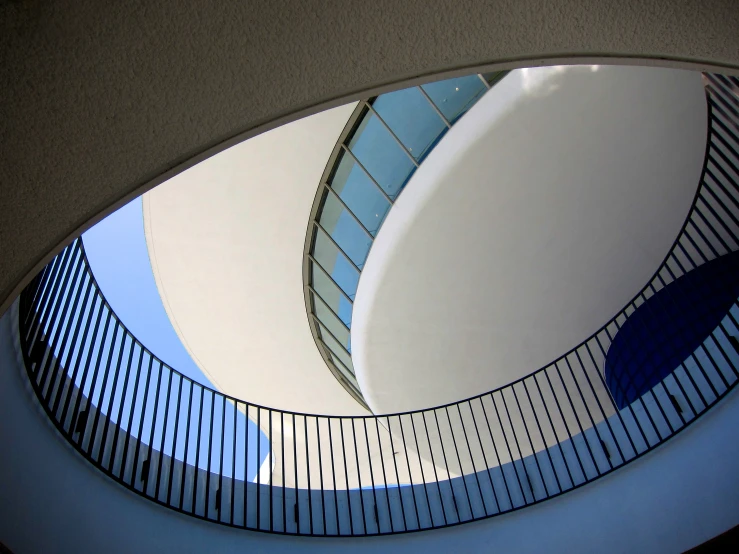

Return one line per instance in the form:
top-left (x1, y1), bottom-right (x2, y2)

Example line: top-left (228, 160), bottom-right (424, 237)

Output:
top-left (330, 151), bottom-right (391, 235)
top-left (319, 321), bottom-right (354, 373)
top-left (319, 193), bottom-right (372, 269)
top-left (311, 228), bottom-right (360, 299)
top-left (422, 75), bottom-right (487, 124)
top-left (313, 292), bottom-right (351, 351)
top-left (311, 264), bottom-right (353, 328)
top-left (372, 87), bottom-right (447, 161)
top-left (348, 111), bottom-right (415, 199)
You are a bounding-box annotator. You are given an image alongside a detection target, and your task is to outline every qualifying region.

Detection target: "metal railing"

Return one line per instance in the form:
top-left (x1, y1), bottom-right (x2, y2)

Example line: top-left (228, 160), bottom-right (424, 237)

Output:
top-left (16, 73), bottom-right (739, 536)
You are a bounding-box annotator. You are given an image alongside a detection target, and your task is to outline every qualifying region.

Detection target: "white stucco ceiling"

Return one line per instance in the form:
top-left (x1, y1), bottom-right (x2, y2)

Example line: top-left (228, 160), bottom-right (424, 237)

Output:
top-left (352, 65), bottom-right (707, 414)
top-left (143, 103), bottom-right (368, 416)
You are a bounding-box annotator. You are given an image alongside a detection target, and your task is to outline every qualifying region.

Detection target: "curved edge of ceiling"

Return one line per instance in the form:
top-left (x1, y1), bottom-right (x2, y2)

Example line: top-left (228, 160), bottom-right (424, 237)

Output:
top-left (5, 3), bottom-right (739, 318)
top-left (141, 197), bottom-right (218, 386)
top-left (143, 176), bottom-right (229, 394)
top-left (142, 104), bottom-right (372, 416)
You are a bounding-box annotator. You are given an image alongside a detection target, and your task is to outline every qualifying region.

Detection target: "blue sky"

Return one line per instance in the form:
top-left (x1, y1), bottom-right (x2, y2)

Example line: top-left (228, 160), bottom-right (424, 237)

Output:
top-left (79, 197), bottom-right (267, 480)
top-left (82, 198), bottom-right (210, 385)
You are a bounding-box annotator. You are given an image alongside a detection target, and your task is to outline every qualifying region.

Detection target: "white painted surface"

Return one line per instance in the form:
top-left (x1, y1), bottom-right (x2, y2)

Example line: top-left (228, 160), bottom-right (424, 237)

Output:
top-left (144, 104), bottom-right (367, 415)
top-left (353, 66), bottom-right (707, 414)
top-left (2, 306), bottom-right (739, 553)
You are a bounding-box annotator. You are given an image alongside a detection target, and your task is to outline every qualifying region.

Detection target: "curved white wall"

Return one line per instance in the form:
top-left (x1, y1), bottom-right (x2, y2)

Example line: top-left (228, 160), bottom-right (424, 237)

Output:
top-left (353, 66), bottom-right (707, 414)
top-left (144, 105), bottom-right (366, 416)
top-left (2, 306), bottom-right (738, 553)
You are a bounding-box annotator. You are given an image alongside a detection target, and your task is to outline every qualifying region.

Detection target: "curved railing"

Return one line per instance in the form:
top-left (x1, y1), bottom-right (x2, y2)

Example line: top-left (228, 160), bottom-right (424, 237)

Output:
top-left (16, 73), bottom-right (739, 536)
top-left (302, 72), bottom-right (507, 406)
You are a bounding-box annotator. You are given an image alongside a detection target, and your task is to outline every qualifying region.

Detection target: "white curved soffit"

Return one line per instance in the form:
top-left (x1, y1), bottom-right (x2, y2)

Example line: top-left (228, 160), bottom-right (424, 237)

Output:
top-left (144, 103), bottom-right (368, 416)
top-left (353, 65), bottom-right (708, 414)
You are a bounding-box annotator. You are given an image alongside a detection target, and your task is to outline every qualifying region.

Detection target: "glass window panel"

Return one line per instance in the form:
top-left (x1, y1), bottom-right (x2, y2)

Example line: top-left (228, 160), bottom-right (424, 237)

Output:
top-left (330, 354), bottom-right (359, 390)
top-left (311, 229), bottom-right (360, 299)
top-left (330, 151), bottom-right (391, 235)
top-left (421, 75), bottom-right (487, 123)
top-left (319, 322), bottom-right (354, 374)
top-left (348, 110), bottom-right (415, 199)
top-left (344, 373), bottom-right (360, 390)
top-left (313, 292), bottom-right (351, 352)
top-left (318, 193), bottom-right (372, 268)
top-left (372, 87), bottom-right (447, 161)
top-left (310, 262), bottom-right (353, 327)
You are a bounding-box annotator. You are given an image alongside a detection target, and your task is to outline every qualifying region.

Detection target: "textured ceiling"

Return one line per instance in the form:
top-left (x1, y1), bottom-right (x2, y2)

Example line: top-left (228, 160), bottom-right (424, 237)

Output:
top-left (2, 0), bottom-right (739, 315)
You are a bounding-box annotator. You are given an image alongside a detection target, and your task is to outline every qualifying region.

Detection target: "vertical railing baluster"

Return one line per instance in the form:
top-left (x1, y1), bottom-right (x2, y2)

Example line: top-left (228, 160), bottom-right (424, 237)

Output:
top-left (489, 392), bottom-right (525, 504)
top-left (119, 339), bottom-right (145, 485)
top-left (256, 406), bottom-right (261, 529)
top-left (478, 395), bottom-right (514, 510)
top-left (218, 395), bottom-right (226, 522)
top-left (386, 415), bottom-right (407, 530)
top-left (167, 374), bottom-right (183, 506)
top-left (432, 410), bottom-right (455, 518)
top-left (109, 337), bottom-right (137, 476)
top-left (280, 412), bottom-right (285, 532)
top-left (444, 406), bottom-right (473, 518)
top-left (192, 384), bottom-right (205, 514)
top-left (408, 412), bottom-right (434, 525)
top-left (131, 355), bottom-right (154, 493)
top-left (468, 398), bottom-right (501, 514)
top-left (328, 416), bottom-right (340, 534)
top-left (520, 378), bottom-right (561, 494)
top-left (269, 408), bottom-right (274, 532)
top-left (317, 416), bottom-right (327, 535)
top-left (56, 279), bottom-right (96, 430)
top-left (421, 410), bottom-right (448, 525)
top-left (339, 418), bottom-right (353, 535)
top-left (456, 403), bottom-right (487, 517)
top-left (397, 415), bottom-right (419, 528)
top-left (351, 418), bottom-right (367, 534)
top-left (178, 380), bottom-right (193, 511)
top-left (374, 417), bottom-right (392, 532)
top-left (510, 384), bottom-right (549, 497)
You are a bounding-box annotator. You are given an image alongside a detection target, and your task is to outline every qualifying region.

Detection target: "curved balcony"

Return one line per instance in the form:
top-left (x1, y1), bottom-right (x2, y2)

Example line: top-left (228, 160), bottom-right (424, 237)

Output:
top-left (15, 72), bottom-right (739, 537)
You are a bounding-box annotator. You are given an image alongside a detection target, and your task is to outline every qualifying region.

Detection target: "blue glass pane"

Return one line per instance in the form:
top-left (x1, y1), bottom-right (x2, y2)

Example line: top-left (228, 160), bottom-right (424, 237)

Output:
top-left (422, 75), bottom-right (487, 123)
top-left (348, 111), bottom-right (415, 199)
top-left (318, 193), bottom-right (372, 269)
top-left (372, 87), bottom-right (447, 161)
top-left (330, 354), bottom-right (358, 388)
top-left (330, 151), bottom-right (391, 235)
top-left (313, 292), bottom-right (351, 352)
top-left (310, 262), bottom-right (352, 327)
top-left (311, 230), bottom-right (359, 299)
top-left (319, 321), bottom-right (354, 374)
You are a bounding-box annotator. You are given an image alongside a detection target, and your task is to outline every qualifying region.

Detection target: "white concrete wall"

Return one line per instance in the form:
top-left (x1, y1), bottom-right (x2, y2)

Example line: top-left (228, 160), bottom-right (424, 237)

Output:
top-left (143, 105), bottom-right (366, 416)
top-left (353, 66), bottom-right (707, 414)
top-left (2, 304), bottom-right (739, 553)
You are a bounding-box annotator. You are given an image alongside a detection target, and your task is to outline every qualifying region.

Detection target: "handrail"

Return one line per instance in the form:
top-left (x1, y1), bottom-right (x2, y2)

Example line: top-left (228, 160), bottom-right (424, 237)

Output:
top-left (16, 72), bottom-right (739, 536)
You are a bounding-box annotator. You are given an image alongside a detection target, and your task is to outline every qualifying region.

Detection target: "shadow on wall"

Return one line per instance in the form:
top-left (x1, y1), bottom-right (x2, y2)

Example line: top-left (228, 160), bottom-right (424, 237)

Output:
top-left (606, 250), bottom-right (739, 408)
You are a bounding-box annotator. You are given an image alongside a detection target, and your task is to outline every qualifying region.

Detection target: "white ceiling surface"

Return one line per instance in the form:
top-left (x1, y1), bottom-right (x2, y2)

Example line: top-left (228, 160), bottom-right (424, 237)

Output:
top-left (143, 103), bottom-right (368, 416)
top-left (352, 65), bottom-right (707, 415)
